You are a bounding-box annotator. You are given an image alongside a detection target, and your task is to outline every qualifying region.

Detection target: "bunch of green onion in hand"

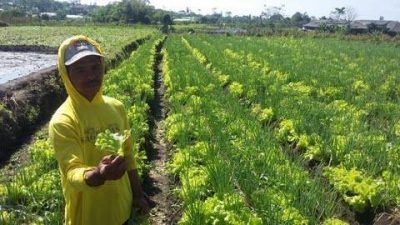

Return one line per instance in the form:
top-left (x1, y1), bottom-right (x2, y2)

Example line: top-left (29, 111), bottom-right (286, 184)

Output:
top-left (95, 129), bottom-right (131, 157)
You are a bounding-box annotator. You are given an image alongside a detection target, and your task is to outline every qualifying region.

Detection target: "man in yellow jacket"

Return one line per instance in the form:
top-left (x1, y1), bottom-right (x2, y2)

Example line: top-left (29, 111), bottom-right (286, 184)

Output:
top-left (49, 35), bottom-right (149, 225)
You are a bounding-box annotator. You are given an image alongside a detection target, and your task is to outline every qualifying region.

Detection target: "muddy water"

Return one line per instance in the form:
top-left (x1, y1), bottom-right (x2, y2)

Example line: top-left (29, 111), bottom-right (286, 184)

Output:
top-left (0, 51), bottom-right (57, 84)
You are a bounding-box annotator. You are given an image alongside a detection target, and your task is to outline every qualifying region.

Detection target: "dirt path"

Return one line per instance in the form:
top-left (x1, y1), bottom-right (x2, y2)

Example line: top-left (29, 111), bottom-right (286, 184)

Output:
top-left (143, 39), bottom-right (180, 225)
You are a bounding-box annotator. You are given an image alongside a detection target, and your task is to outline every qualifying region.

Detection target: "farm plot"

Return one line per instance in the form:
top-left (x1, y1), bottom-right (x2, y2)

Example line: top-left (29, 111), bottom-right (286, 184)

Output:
top-left (0, 26), bottom-right (156, 60)
top-left (163, 36), bottom-right (349, 224)
top-left (1, 32), bottom-right (399, 225)
top-left (180, 35), bottom-right (400, 223)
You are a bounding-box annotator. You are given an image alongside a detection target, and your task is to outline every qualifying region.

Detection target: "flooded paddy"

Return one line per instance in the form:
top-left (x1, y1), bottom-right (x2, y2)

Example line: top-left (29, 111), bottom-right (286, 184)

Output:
top-left (0, 51), bottom-right (57, 85)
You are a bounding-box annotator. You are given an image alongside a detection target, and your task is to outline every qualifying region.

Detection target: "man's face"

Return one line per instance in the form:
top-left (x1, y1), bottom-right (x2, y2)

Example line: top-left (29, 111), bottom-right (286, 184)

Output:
top-left (66, 55), bottom-right (104, 101)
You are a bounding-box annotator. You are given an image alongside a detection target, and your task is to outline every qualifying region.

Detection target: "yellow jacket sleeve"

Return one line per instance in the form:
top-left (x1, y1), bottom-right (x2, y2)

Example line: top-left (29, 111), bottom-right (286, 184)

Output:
top-left (119, 104), bottom-right (137, 171)
top-left (49, 118), bottom-right (94, 192)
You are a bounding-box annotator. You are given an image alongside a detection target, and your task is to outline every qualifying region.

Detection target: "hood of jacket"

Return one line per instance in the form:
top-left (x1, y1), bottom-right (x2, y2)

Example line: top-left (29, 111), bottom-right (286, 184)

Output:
top-left (57, 35), bottom-right (106, 106)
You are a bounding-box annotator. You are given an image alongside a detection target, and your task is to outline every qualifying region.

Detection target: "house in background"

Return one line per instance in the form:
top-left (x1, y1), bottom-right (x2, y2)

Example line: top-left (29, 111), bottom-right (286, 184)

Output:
top-left (39, 12), bottom-right (56, 18)
top-left (303, 19), bottom-right (348, 31)
top-left (303, 19), bottom-right (400, 36)
top-left (348, 20), bottom-right (368, 34)
top-left (66, 15), bottom-right (84, 20)
top-left (387, 21), bottom-right (400, 36)
top-left (173, 17), bottom-right (198, 23)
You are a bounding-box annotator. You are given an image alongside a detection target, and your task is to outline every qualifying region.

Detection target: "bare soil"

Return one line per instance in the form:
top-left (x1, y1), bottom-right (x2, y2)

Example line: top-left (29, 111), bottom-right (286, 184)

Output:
top-left (0, 45), bottom-right (57, 54)
top-left (0, 66), bottom-right (65, 163)
top-left (373, 209), bottom-right (400, 225)
top-left (143, 39), bottom-right (181, 225)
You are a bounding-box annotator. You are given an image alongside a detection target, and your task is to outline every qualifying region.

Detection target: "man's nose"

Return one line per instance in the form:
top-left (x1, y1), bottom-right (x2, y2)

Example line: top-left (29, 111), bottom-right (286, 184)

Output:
top-left (86, 70), bottom-right (97, 80)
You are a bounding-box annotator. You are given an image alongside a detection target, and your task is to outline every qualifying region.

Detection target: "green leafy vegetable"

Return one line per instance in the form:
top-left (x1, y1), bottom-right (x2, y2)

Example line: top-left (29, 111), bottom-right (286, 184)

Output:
top-left (95, 129), bottom-right (131, 156)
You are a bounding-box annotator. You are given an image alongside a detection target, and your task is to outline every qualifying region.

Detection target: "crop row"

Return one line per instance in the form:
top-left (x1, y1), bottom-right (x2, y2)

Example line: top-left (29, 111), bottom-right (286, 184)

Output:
top-left (163, 36), bottom-right (349, 224)
top-left (182, 35), bottom-right (400, 215)
top-left (0, 36), bottom-right (164, 225)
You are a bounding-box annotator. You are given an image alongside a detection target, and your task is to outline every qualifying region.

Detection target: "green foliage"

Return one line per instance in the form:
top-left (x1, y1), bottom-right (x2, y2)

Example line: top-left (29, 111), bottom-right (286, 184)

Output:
top-left (95, 129), bottom-right (130, 156)
top-left (250, 104), bottom-right (274, 124)
top-left (323, 218), bottom-right (349, 225)
top-left (165, 36), bottom-right (340, 225)
top-left (0, 139), bottom-right (63, 225)
top-left (228, 82), bottom-right (244, 98)
top-left (324, 166), bottom-right (384, 212)
top-left (277, 119), bottom-right (298, 143)
top-left (162, 14), bottom-right (173, 26)
top-left (180, 194), bottom-right (263, 225)
top-left (290, 12), bottom-right (311, 28)
top-left (181, 34), bottom-right (400, 213)
top-left (90, 0), bottom-right (161, 24)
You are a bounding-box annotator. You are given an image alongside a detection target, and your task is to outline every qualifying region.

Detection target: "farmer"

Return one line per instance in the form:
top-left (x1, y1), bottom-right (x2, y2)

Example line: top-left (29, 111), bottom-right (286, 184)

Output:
top-left (49, 35), bottom-right (149, 225)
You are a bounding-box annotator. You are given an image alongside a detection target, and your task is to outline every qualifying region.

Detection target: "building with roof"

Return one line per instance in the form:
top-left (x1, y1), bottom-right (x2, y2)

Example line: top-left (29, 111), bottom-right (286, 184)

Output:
top-left (303, 19), bottom-right (400, 35)
top-left (387, 21), bottom-right (400, 36)
top-left (348, 21), bottom-right (368, 34)
top-left (66, 15), bottom-right (84, 19)
top-left (39, 12), bottom-right (56, 18)
top-left (303, 19), bottom-right (348, 31)
top-left (173, 17), bottom-right (197, 23)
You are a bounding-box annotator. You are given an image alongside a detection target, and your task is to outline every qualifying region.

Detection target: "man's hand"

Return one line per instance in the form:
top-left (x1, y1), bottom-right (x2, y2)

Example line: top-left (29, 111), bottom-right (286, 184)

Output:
top-left (128, 169), bottom-right (150, 215)
top-left (133, 194), bottom-right (150, 215)
top-left (84, 155), bottom-right (127, 187)
top-left (98, 155), bottom-right (127, 180)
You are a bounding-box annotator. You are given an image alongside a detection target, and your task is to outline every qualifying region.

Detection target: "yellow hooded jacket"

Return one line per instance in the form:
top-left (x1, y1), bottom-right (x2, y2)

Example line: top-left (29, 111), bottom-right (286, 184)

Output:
top-left (49, 35), bottom-right (136, 225)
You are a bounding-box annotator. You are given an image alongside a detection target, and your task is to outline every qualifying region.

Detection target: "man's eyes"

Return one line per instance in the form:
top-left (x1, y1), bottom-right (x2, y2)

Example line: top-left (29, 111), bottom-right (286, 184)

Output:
top-left (93, 64), bottom-right (102, 70)
top-left (72, 68), bottom-right (85, 73)
top-left (72, 64), bottom-right (101, 72)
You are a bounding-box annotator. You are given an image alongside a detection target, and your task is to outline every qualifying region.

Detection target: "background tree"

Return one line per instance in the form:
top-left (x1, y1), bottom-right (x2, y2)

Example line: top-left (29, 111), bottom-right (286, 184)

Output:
top-left (330, 7), bottom-right (345, 20)
top-left (261, 4), bottom-right (284, 20)
top-left (330, 6), bottom-right (357, 21)
top-left (260, 4), bottom-right (289, 29)
top-left (40, 13), bottom-right (49, 21)
top-left (161, 14), bottom-right (172, 33)
top-left (162, 14), bottom-right (172, 26)
top-left (344, 6), bottom-right (357, 21)
top-left (56, 9), bottom-right (67, 20)
top-left (291, 12), bottom-right (311, 27)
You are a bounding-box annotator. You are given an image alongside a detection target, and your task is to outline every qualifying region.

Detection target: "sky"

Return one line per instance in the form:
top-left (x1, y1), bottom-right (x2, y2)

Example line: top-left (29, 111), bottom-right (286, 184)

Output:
top-left (77, 0), bottom-right (400, 21)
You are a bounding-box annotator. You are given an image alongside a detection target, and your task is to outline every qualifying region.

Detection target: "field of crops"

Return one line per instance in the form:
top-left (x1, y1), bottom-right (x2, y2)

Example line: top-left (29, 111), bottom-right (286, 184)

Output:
top-left (165, 35), bottom-right (400, 224)
top-left (1, 30), bottom-right (400, 225)
top-left (0, 26), bottom-right (156, 60)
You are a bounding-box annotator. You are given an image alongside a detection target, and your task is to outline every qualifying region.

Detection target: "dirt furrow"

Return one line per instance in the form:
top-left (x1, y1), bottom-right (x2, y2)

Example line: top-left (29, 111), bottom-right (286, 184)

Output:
top-left (143, 38), bottom-right (180, 225)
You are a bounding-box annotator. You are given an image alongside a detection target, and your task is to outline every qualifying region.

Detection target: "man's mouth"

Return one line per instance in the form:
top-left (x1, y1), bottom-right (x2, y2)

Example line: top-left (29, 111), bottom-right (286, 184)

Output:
top-left (87, 80), bottom-right (100, 86)
top-left (85, 80), bottom-right (101, 89)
